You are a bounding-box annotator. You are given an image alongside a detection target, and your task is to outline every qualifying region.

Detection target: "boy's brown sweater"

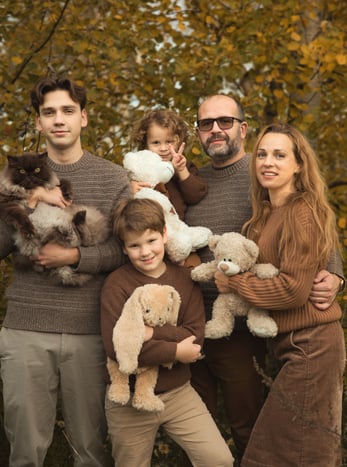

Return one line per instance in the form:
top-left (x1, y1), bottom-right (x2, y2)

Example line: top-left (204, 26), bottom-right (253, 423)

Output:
top-left (101, 261), bottom-right (205, 394)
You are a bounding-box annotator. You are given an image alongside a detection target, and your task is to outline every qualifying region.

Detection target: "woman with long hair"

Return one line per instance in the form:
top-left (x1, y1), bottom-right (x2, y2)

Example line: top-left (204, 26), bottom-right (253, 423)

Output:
top-left (215, 123), bottom-right (345, 467)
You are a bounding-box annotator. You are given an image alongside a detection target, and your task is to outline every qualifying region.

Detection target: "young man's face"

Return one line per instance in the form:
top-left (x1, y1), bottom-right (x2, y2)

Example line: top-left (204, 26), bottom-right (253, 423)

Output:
top-left (123, 228), bottom-right (167, 277)
top-left (36, 89), bottom-right (88, 152)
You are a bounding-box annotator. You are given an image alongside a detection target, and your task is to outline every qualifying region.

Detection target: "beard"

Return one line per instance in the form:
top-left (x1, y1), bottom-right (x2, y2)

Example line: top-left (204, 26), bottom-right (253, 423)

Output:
top-left (202, 131), bottom-right (242, 165)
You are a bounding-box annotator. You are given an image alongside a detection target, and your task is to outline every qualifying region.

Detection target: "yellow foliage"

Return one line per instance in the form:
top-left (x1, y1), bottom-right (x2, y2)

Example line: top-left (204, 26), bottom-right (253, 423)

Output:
top-left (336, 54), bottom-right (347, 65)
top-left (338, 217), bottom-right (346, 229)
top-left (11, 56), bottom-right (23, 65)
top-left (290, 31), bottom-right (301, 41)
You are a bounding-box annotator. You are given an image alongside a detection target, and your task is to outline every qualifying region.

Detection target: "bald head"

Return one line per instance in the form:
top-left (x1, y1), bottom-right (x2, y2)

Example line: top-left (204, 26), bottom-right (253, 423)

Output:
top-left (198, 95), bottom-right (245, 122)
top-left (196, 95), bottom-right (248, 167)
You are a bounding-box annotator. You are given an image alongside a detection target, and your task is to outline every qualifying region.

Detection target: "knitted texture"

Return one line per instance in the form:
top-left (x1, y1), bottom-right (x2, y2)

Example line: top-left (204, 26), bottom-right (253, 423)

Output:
top-left (228, 203), bottom-right (342, 333)
top-left (185, 155), bottom-right (252, 318)
top-left (0, 151), bottom-right (131, 334)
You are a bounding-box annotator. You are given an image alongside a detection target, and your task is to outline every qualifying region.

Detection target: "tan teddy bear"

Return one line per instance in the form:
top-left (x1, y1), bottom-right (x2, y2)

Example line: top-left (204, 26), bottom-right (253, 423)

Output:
top-left (107, 283), bottom-right (181, 413)
top-left (191, 232), bottom-right (279, 339)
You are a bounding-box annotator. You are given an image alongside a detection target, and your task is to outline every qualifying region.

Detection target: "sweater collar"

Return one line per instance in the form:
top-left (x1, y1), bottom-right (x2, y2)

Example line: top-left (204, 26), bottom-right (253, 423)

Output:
top-left (204, 154), bottom-right (250, 177)
top-left (46, 150), bottom-right (92, 174)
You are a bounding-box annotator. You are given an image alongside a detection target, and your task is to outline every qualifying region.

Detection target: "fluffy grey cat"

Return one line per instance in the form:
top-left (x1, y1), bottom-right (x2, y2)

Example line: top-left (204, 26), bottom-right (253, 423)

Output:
top-left (0, 153), bottom-right (109, 286)
top-left (14, 201), bottom-right (110, 286)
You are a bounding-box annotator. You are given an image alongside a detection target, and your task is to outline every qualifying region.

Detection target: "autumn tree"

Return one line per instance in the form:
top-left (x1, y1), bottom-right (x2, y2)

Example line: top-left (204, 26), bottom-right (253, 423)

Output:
top-left (0, 0), bottom-right (346, 464)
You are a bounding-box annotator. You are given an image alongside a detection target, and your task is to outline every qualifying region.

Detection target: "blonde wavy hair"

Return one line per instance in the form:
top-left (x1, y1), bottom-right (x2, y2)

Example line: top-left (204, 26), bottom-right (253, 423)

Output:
top-left (243, 123), bottom-right (339, 269)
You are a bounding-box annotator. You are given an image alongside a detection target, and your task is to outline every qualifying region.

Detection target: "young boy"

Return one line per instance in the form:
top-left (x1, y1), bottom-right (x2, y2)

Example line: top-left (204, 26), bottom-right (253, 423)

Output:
top-left (100, 198), bottom-right (234, 467)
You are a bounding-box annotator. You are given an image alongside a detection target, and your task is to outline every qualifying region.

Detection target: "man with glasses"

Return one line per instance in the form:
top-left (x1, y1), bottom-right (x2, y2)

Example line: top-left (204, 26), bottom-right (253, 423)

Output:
top-left (185, 94), bottom-right (344, 465)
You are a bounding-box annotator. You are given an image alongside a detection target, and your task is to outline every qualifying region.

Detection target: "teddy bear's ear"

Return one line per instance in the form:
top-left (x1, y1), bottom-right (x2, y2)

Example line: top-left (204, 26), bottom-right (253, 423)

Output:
top-left (113, 286), bottom-right (147, 374)
top-left (166, 287), bottom-right (181, 324)
top-left (208, 234), bottom-right (221, 251)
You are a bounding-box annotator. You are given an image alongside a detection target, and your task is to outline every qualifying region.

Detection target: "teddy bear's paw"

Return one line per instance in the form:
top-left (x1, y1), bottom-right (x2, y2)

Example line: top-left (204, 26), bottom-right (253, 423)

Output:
top-left (190, 265), bottom-right (212, 282)
top-left (247, 312), bottom-right (278, 338)
top-left (132, 395), bottom-right (165, 413)
top-left (204, 320), bottom-right (231, 339)
top-left (107, 386), bottom-right (130, 405)
top-left (253, 263), bottom-right (279, 279)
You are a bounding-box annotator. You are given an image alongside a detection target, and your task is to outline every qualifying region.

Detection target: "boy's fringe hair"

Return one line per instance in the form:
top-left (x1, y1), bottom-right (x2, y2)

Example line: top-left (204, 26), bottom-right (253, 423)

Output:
top-left (113, 198), bottom-right (165, 243)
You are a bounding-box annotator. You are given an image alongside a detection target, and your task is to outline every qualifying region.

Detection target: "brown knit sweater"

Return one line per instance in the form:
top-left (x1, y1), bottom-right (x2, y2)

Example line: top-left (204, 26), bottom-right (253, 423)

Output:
top-left (164, 160), bottom-right (208, 220)
top-left (0, 151), bottom-right (131, 334)
top-left (100, 261), bottom-right (205, 393)
top-left (227, 202), bottom-right (342, 333)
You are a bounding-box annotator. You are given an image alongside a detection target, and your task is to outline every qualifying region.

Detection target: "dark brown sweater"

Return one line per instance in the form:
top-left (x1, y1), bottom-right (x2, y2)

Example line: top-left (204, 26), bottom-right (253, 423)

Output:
top-left (100, 261), bottom-right (205, 393)
top-left (165, 161), bottom-right (208, 220)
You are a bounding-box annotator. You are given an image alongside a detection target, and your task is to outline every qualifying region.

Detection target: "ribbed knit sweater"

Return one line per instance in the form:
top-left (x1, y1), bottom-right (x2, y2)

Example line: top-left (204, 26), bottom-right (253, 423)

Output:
top-left (0, 151), bottom-right (131, 334)
top-left (227, 202), bottom-right (342, 333)
top-left (185, 155), bottom-right (253, 319)
top-left (185, 155), bottom-right (343, 324)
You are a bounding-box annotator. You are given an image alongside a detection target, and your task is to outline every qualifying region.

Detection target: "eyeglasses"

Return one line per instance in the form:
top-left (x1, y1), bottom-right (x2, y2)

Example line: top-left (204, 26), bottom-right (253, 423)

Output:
top-left (196, 116), bottom-right (243, 132)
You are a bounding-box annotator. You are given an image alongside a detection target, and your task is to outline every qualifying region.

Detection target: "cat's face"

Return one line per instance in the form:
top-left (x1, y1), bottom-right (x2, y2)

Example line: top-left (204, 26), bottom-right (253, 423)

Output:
top-left (7, 153), bottom-right (52, 189)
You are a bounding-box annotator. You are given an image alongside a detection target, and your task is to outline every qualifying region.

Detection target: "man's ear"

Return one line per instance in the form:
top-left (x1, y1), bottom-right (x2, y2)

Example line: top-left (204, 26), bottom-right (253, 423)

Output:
top-left (81, 108), bottom-right (88, 128)
top-left (36, 115), bottom-right (43, 132)
top-left (240, 121), bottom-right (248, 139)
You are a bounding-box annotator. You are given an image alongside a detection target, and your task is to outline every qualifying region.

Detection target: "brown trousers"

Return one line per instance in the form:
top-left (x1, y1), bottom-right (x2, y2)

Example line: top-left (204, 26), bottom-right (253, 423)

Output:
top-left (242, 320), bottom-right (345, 467)
top-left (189, 331), bottom-right (267, 460)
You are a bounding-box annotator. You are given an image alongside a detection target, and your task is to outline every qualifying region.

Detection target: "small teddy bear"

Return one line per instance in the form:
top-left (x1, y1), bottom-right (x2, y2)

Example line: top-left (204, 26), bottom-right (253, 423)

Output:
top-left (191, 232), bottom-right (279, 339)
top-left (123, 150), bottom-right (212, 263)
top-left (107, 283), bottom-right (181, 413)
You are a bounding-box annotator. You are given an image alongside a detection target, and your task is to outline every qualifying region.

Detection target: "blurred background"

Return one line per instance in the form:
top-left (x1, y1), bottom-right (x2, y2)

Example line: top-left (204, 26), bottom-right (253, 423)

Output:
top-left (0, 1), bottom-right (346, 465)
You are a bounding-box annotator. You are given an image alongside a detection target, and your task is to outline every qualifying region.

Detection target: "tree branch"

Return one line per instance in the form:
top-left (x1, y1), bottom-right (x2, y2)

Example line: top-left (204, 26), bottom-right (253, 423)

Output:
top-left (11, 0), bottom-right (71, 84)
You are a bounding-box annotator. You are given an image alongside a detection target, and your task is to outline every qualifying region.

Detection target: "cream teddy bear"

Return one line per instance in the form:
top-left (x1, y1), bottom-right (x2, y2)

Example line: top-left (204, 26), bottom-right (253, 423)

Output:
top-left (191, 232), bottom-right (279, 339)
top-left (123, 150), bottom-right (212, 263)
top-left (107, 283), bottom-right (181, 413)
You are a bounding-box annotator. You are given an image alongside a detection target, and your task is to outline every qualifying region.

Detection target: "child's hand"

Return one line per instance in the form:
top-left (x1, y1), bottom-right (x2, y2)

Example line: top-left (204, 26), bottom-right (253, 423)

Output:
top-left (144, 325), bottom-right (154, 342)
top-left (169, 143), bottom-right (189, 181)
top-left (28, 186), bottom-right (72, 209)
top-left (175, 335), bottom-right (202, 363)
top-left (130, 180), bottom-right (152, 193)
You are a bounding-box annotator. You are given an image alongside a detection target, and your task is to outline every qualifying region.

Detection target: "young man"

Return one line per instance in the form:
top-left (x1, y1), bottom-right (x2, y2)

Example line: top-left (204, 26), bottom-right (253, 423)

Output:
top-left (100, 197), bottom-right (234, 467)
top-left (0, 76), bottom-right (131, 466)
top-left (184, 94), bottom-right (345, 464)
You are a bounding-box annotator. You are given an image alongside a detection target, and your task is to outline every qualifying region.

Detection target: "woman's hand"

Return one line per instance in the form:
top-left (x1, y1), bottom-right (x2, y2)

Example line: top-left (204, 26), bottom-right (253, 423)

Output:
top-left (214, 270), bottom-right (232, 293)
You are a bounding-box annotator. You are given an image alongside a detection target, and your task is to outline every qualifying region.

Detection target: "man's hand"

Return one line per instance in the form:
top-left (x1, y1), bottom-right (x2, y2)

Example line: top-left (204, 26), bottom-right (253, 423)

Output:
top-left (28, 186), bottom-right (71, 209)
top-left (31, 243), bottom-right (80, 269)
top-left (309, 269), bottom-right (341, 310)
